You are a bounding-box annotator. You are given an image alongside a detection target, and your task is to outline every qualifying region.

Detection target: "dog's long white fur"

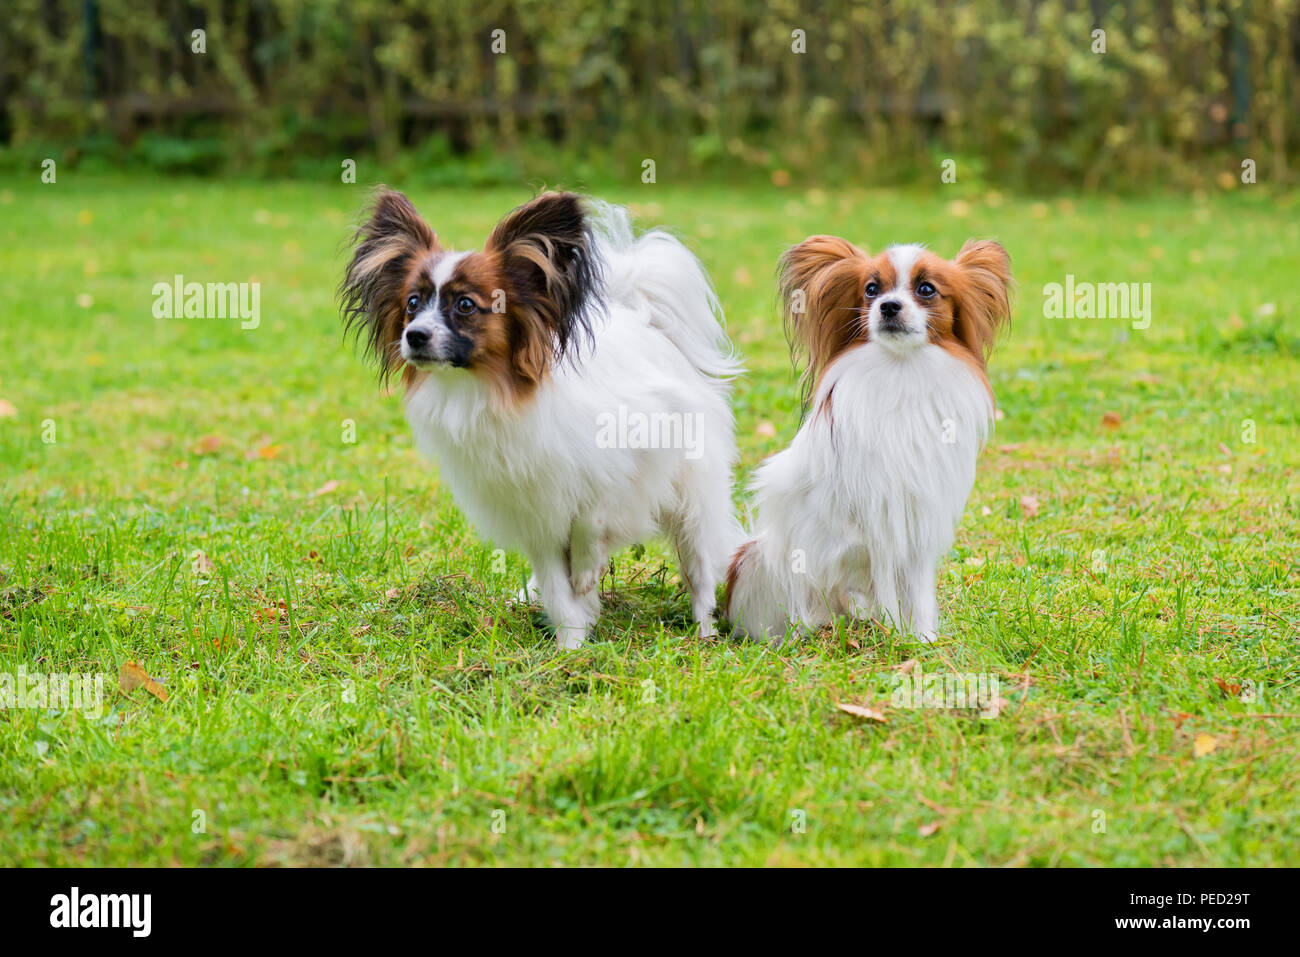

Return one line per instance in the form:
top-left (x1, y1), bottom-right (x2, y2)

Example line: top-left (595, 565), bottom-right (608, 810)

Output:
top-left (405, 203), bottom-right (742, 648)
top-left (728, 339), bottom-right (992, 642)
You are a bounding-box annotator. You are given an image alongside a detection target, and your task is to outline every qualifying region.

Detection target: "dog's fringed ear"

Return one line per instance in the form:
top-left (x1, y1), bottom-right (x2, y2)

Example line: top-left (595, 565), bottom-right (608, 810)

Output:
top-left (487, 192), bottom-right (601, 367)
top-left (779, 235), bottom-right (869, 407)
top-left (339, 188), bottom-right (438, 379)
top-left (953, 240), bottom-right (1013, 365)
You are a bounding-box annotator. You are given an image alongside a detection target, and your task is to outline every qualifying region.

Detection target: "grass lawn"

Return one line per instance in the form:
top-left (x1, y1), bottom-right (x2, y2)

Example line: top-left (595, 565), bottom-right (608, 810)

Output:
top-left (0, 175), bottom-right (1297, 866)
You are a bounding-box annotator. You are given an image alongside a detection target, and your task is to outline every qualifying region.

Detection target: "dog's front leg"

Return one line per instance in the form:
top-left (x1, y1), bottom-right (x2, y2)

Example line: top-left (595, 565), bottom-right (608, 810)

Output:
top-left (535, 549), bottom-right (600, 650)
top-left (894, 557), bottom-right (940, 643)
top-left (566, 512), bottom-right (609, 597)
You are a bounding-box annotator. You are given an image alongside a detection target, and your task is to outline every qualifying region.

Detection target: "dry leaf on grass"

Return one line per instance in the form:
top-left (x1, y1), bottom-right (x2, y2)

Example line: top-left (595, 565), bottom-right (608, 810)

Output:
top-left (1019, 494), bottom-right (1040, 518)
top-left (835, 702), bottom-right (888, 723)
top-left (245, 437), bottom-right (283, 460)
top-left (0, 399), bottom-right (17, 418)
top-left (255, 599), bottom-right (289, 622)
top-left (119, 661), bottom-right (169, 702)
top-left (1213, 677), bottom-right (1242, 698)
top-left (1194, 733), bottom-right (1218, 757)
top-left (1101, 411), bottom-right (1122, 429)
top-left (193, 434), bottom-right (222, 455)
top-left (918, 821), bottom-right (942, 837)
top-left (310, 479), bottom-right (340, 498)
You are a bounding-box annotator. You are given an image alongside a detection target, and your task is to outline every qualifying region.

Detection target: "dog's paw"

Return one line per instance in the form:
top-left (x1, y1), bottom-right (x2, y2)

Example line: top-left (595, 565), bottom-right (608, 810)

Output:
top-left (845, 592), bottom-right (873, 620)
top-left (556, 627), bottom-right (587, 651)
top-left (569, 566), bottom-right (598, 597)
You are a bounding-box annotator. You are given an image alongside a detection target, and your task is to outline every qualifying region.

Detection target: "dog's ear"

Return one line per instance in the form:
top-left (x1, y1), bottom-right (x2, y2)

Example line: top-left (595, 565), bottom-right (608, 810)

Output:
top-left (779, 235), bottom-right (869, 406)
top-left (486, 192), bottom-right (600, 366)
top-left (952, 239), bottom-right (1013, 365)
top-left (340, 188), bottom-right (438, 379)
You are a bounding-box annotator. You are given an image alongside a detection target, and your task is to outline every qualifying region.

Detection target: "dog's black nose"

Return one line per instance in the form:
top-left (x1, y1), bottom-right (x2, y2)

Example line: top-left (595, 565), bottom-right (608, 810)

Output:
top-left (879, 299), bottom-right (902, 319)
top-left (405, 327), bottom-right (431, 348)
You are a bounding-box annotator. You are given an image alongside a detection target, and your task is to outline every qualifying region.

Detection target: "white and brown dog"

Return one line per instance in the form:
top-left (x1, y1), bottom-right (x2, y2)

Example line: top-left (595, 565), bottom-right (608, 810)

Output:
top-left (341, 191), bottom-right (741, 648)
top-left (726, 237), bottom-right (1012, 643)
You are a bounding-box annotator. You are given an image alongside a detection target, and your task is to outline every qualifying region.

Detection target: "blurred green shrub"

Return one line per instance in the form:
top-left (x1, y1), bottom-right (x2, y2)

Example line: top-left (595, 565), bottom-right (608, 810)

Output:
top-left (1, 0), bottom-right (1295, 189)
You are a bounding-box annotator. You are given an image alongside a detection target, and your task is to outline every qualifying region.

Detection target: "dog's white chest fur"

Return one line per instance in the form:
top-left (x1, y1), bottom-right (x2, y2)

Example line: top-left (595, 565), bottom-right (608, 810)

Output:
top-left (731, 341), bottom-right (992, 640)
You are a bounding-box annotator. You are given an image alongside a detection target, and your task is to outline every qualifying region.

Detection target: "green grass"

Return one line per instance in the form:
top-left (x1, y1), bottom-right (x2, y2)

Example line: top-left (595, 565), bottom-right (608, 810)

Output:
top-left (1, 175), bottom-right (1297, 866)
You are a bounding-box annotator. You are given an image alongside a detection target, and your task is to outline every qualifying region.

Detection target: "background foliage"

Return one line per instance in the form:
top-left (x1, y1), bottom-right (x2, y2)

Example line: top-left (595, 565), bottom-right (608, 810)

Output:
top-left (2, 0), bottom-right (1296, 189)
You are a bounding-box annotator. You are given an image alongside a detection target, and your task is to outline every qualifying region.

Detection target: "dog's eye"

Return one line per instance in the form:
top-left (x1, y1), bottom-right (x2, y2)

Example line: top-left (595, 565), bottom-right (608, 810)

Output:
top-left (405, 294), bottom-right (420, 314)
top-left (454, 296), bottom-right (477, 317)
top-left (916, 281), bottom-right (937, 299)
top-left (865, 281), bottom-right (880, 298)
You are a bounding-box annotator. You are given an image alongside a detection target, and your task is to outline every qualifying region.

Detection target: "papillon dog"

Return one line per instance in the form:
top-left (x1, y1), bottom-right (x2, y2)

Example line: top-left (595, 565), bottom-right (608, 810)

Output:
top-left (340, 190), bottom-right (741, 649)
top-left (725, 237), bottom-right (1013, 642)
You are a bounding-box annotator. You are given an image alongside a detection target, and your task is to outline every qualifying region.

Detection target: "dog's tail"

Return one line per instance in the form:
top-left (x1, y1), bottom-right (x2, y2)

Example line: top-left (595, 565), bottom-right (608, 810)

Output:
top-left (588, 202), bottom-right (742, 382)
top-left (724, 537), bottom-right (797, 641)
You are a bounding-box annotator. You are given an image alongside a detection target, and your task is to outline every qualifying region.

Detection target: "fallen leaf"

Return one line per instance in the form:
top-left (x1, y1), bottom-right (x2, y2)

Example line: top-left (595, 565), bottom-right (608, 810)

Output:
top-left (1169, 711), bottom-right (1192, 729)
top-left (835, 701), bottom-right (888, 722)
top-left (193, 434), bottom-right (223, 455)
top-left (1019, 494), bottom-right (1040, 518)
top-left (755, 421), bottom-right (777, 439)
top-left (255, 604), bottom-right (285, 622)
top-left (119, 661), bottom-right (169, 702)
top-left (1102, 411), bottom-right (1122, 429)
top-left (0, 399), bottom-right (16, 418)
top-left (1213, 677), bottom-right (1242, 698)
top-left (891, 659), bottom-right (918, 674)
top-left (1193, 733), bottom-right (1218, 757)
top-left (1217, 442), bottom-right (1232, 456)
top-left (256, 443), bottom-right (283, 460)
top-left (918, 821), bottom-right (942, 837)
top-left (310, 479), bottom-right (340, 497)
